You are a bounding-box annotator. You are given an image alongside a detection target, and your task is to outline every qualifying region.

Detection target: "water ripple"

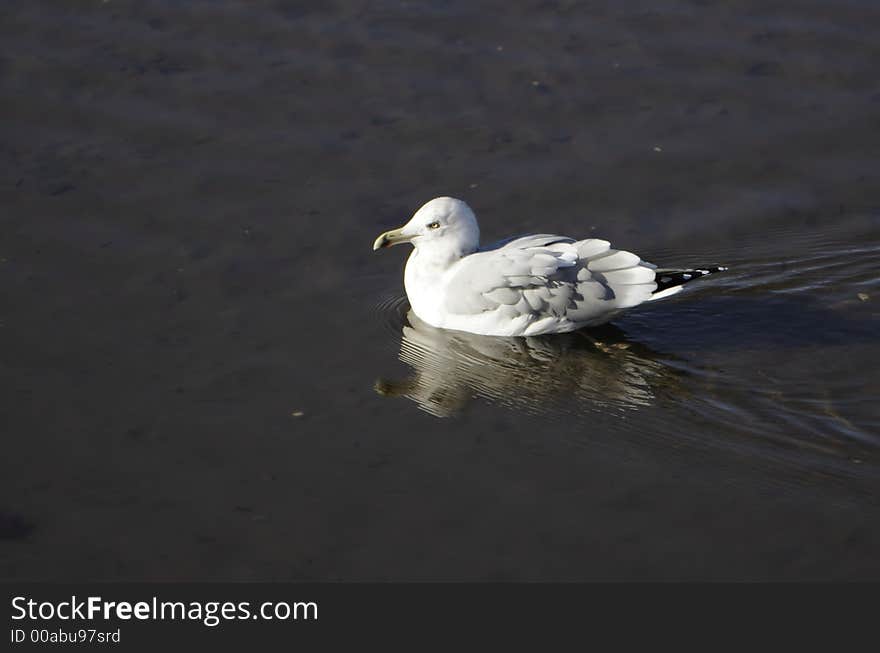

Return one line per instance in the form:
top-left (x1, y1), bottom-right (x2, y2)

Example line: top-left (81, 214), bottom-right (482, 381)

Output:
top-left (373, 219), bottom-right (880, 485)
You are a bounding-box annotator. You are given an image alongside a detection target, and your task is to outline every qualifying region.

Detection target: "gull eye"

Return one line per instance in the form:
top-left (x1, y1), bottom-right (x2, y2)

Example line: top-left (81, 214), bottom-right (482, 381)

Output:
top-left (427, 221), bottom-right (441, 230)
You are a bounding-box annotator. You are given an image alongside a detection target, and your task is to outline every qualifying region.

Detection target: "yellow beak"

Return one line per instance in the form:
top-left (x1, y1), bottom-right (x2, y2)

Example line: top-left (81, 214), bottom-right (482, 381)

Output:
top-left (372, 227), bottom-right (412, 251)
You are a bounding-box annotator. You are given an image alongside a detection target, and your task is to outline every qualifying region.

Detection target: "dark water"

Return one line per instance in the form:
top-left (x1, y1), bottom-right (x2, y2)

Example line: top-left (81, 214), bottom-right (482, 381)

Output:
top-left (2, 0), bottom-right (879, 580)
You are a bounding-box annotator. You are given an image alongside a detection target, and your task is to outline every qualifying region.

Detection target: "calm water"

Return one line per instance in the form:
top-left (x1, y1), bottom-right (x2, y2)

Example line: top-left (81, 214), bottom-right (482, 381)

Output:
top-left (2, 0), bottom-right (879, 580)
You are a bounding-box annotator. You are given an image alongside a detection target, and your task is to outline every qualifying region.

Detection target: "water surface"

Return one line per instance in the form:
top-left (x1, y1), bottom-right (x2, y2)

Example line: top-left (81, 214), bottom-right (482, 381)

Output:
top-left (2, 0), bottom-right (879, 580)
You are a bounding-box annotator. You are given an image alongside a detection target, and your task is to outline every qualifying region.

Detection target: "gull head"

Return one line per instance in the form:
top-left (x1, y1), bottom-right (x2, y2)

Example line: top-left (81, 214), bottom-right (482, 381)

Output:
top-left (372, 197), bottom-right (480, 257)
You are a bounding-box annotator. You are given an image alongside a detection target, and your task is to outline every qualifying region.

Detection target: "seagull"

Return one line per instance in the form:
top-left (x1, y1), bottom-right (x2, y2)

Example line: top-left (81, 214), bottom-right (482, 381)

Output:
top-left (373, 197), bottom-right (726, 337)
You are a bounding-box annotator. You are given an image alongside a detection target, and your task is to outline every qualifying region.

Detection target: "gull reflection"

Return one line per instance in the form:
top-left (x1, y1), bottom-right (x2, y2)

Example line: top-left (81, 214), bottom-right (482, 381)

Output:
top-left (376, 311), bottom-right (677, 418)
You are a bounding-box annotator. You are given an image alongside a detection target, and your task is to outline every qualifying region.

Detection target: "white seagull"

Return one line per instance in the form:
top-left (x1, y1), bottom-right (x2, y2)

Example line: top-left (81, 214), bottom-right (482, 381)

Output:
top-left (373, 197), bottom-right (726, 337)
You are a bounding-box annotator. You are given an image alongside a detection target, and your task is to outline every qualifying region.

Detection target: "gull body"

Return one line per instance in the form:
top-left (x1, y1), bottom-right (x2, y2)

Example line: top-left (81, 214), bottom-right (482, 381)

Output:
top-left (373, 197), bottom-right (725, 337)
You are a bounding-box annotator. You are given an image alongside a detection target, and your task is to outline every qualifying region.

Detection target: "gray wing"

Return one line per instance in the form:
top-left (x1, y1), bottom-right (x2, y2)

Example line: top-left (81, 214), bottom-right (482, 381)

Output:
top-left (444, 234), bottom-right (658, 328)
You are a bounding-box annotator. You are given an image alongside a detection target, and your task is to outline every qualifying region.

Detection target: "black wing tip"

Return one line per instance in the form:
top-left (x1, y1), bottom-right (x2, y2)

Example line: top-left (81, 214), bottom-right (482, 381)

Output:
top-left (654, 265), bottom-right (728, 293)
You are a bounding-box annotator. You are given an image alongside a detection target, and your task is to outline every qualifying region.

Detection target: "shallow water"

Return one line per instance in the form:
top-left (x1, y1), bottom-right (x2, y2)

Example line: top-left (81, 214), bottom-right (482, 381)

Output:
top-left (2, 0), bottom-right (879, 580)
